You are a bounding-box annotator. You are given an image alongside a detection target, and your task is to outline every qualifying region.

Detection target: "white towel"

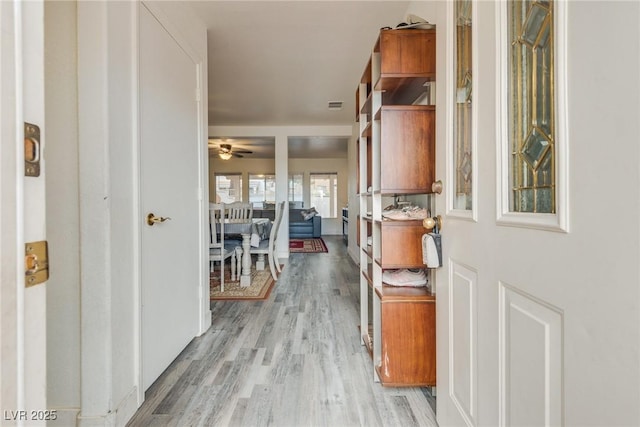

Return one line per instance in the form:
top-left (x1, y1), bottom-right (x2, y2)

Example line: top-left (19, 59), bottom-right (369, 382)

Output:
top-left (422, 233), bottom-right (440, 268)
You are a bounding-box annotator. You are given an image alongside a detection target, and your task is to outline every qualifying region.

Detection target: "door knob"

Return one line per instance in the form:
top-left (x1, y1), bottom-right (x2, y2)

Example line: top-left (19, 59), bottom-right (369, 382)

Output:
top-left (146, 213), bottom-right (172, 226)
top-left (423, 215), bottom-right (442, 231)
top-left (432, 180), bottom-right (443, 194)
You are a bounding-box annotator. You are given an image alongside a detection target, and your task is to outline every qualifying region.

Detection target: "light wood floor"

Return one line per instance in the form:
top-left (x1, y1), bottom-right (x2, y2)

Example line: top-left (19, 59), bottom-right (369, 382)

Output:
top-left (127, 236), bottom-right (437, 427)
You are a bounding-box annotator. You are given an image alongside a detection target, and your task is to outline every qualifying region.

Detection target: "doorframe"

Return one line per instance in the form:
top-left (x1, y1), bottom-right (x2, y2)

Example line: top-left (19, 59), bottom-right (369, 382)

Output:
top-left (1, 0), bottom-right (25, 413)
top-left (0, 0), bottom-right (47, 414)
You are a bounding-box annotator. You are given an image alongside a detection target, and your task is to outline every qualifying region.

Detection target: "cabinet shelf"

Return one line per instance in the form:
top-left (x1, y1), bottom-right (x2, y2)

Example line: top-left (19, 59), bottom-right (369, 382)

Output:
top-left (374, 104), bottom-right (434, 120)
top-left (361, 121), bottom-right (372, 138)
top-left (357, 57), bottom-right (373, 122)
top-left (357, 215), bottom-right (372, 249)
top-left (363, 325), bottom-right (373, 357)
top-left (362, 264), bottom-right (374, 288)
top-left (376, 76), bottom-right (434, 106)
top-left (360, 92), bottom-right (372, 117)
top-left (362, 246), bottom-right (373, 259)
top-left (375, 285), bottom-right (434, 301)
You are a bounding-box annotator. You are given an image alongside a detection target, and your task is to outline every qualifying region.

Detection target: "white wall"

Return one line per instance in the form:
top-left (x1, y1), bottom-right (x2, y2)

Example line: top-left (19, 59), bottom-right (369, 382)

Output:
top-left (44, 1), bottom-right (81, 423)
top-left (289, 158), bottom-right (348, 235)
top-left (75, 2), bottom-right (139, 423)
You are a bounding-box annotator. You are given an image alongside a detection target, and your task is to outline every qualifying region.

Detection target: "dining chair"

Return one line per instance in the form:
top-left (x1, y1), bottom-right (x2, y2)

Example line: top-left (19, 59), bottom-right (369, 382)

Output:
top-left (209, 203), bottom-right (240, 292)
top-left (250, 201), bottom-right (285, 281)
top-left (225, 202), bottom-right (253, 221)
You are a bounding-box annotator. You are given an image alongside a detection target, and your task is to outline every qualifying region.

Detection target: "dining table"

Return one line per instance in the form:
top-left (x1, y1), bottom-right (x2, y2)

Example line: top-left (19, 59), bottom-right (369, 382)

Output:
top-left (218, 218), bottom-right (271, 287)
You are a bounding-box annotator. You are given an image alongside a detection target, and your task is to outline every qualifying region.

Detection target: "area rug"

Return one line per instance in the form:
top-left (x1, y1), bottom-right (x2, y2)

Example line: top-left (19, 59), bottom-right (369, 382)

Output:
top-left (289, 238), bottom-right (328, 253)
top-left (210, 265), bottom-right (277, 301)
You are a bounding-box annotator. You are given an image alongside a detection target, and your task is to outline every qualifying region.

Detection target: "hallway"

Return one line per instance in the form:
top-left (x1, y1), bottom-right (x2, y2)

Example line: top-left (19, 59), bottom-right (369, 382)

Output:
top-left (127, 236), bottom-right (437, 426)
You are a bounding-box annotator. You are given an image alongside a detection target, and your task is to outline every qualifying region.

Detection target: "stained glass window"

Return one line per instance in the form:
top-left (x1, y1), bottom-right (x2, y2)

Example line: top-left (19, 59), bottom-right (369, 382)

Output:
top-left (508, 0), bottom-right (555, 213)
top-left (453, 0), bottom-right (473, 211)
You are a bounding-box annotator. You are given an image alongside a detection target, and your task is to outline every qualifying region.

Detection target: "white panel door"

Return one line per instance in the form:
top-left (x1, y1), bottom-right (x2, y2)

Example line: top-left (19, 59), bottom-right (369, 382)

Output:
top-left (436, 1), bottom-right (640, 426)
top-left (140, 5), bottom-right (200, 390)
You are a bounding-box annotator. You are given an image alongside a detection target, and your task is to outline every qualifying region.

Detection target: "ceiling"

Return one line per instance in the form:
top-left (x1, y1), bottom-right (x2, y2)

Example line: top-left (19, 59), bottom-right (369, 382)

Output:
top-left (207, 136), bottom-right (350, 158)
top-left (189, 1), bottom-right (412, 157)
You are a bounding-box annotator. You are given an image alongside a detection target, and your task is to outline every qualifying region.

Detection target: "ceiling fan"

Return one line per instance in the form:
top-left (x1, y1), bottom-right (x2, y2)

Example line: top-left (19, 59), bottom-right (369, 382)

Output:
top-left (208, 140), bottom-right (253, 160)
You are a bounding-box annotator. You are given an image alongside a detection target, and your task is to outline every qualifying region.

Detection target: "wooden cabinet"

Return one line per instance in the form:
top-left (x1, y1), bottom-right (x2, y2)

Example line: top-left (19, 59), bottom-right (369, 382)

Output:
top-left (377, 287), bottom-right (436, 386)
top-left (356, 28), bottom-right (437, 387)
top-left (378, 220), bottom-right (428, 269)
top-left (378, 105), bottom-right (436, 194)
top-left (377, 29), bottom-right (436, 79)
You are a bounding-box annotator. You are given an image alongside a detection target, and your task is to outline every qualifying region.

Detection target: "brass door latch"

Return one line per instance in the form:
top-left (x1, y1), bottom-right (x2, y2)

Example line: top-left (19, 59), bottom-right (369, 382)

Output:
top-left (24, 122), bottom-right (41, 177)
top-left (25, 240), bottom-right (49, 287)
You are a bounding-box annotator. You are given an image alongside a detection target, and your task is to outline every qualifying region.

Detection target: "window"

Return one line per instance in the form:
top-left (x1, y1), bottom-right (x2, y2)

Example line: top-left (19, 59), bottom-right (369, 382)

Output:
top-left (310, 173), bottom-right (337, 218)
top-left (249, 174), bottom-right (276, 205)
top-left (498, 0), bottom-right (566, 231)
top-left (288, 173), bottom-right (303, 206)
top-left (214, 173), bottom-right (242, 203)
top-left (453, 0), bottom-right (474, 211)
top-left (508, 0), bottom-right (555, 213)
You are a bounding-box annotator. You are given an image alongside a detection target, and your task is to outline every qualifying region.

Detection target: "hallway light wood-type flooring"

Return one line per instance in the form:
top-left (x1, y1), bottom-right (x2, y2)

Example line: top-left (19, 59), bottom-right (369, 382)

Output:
top-left (127, 236), bottom-right (437, 427)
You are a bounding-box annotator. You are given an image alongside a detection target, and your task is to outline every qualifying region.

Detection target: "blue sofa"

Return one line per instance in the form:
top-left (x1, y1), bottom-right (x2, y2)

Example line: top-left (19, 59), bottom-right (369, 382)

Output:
top-left (253, 208), bottom-right (322, 238)
top-left (288, 209), bottom-right (322, 238)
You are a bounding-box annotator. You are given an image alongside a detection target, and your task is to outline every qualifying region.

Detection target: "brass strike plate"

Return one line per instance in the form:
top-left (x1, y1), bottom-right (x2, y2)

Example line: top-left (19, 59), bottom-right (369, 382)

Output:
top-left (24, 122), bottom-right (41, 177)
top-left (25, 240), bottom-right (49, 287)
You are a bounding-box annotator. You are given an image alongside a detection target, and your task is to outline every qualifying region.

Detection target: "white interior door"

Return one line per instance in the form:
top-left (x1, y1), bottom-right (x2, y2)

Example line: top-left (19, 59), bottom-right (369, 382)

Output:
top-left (436, 1), bottom-right (640, 426)
top-left (140, 5), bottom-right (201, 391)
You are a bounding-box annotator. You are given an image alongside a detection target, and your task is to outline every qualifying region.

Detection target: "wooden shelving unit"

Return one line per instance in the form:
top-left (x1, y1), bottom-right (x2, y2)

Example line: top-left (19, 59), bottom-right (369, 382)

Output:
top-left (356, 27), bottom-right (437, 388)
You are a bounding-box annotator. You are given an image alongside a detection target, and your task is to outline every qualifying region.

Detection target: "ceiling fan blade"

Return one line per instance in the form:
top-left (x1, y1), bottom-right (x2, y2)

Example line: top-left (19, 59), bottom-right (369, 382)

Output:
top-left (233, 150), bottom-right (253, 154)
top-left (233, 153), bottom-right (244, 158)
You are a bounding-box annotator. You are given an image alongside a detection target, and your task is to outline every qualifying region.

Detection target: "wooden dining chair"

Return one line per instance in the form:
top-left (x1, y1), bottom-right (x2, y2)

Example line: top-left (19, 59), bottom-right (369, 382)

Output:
top-left (250, 201), bottom-right (285, 281)
top-left (209, 203), bottom-right (240, 292)
top-left (225, 202), bottom-right (253, 221)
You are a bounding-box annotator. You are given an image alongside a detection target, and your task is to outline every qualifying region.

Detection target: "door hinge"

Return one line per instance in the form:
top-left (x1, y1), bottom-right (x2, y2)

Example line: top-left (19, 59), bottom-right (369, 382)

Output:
top-left (25, 240), bottom-right (49, 287)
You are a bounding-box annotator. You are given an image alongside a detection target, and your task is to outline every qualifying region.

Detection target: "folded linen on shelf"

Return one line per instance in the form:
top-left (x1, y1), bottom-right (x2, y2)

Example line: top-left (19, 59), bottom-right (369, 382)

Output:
top-left (382, 269), bottom-right (427, 287)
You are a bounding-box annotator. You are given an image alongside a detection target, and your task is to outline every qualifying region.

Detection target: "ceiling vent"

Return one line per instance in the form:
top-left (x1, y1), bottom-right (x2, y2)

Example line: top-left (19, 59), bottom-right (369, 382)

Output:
top-left (328, 101), bottom-right (343, 110)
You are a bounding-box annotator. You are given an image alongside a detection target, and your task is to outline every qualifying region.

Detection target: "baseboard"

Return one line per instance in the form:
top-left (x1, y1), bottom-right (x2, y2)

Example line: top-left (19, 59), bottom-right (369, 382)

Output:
top-left (199, 308), bottom-right (212, 336)
top-left (77, 412), bottom-right (116, 427)
top-left (76, 385), bottom-right (139, 427)
top-left (114, 386), bottom-right (139, 427)
top-left (348, 246), bottom-right (359, 265)
top-left (48, 408), bottom-right (80, 427)
top-left (277, 250), bottom-right (289, 259)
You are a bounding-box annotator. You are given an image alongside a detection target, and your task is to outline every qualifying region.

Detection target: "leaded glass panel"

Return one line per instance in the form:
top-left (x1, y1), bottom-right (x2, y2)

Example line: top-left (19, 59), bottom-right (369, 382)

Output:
top-left (508, 0), bottom-right (555, 213)
top-left (453, 0), bottom-right (473, 210)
